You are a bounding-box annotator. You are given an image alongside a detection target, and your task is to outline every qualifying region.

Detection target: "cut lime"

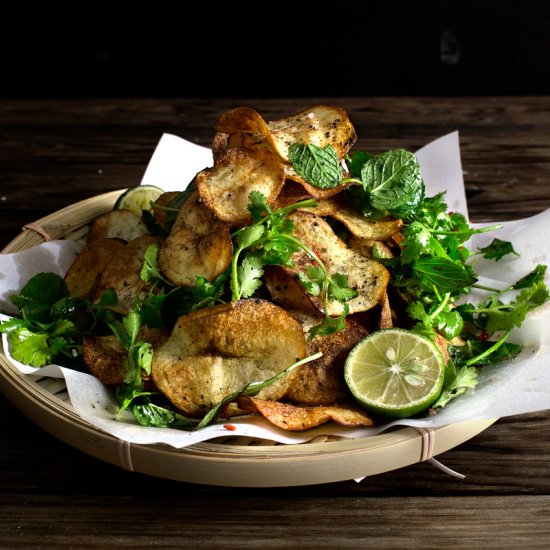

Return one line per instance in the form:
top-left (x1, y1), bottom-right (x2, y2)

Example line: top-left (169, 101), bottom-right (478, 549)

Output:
top-left (114, 185), bottom-right (164, 217)
top-left (344, 328), bottom-right (445, 419)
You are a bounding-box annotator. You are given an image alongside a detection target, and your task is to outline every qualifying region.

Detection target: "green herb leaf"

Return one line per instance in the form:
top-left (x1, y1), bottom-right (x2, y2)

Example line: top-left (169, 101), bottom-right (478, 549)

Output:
top-left (431, 363), bottom-right (479, 409)
top-left (360, 149), bottom-right (423, 213)
top-left (512, 264), bottom-right (547, 290)
top-left (307, 305), bottom-right (349, 340)
top-left (477, 238), bottom-right (520, 261)
top-left (133, 402), bottom-right (195, 428)
top-left (237, 256), bottom-right (264, 299)
top-left (412, 257), bottom-right (477, 294)
top-left (248, 190), bottom-right (272, 222)
top-left (288, 143), bottom-right (343, 189)
top-left (8, 328), bottom-right (51, 367)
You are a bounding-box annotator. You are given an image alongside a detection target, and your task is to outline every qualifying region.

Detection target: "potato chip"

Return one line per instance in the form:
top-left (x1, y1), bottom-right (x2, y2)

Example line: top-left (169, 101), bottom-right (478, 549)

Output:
top-left (87, 209), bottom-right (149, 243)
top-left (216, 105), bottom-right (356, 162)
top-left (92, 235), bottom-right (163, 313)
top-left (83, 327), bottom-right (165, 385)
top-left (236, 397), bottom-right (374, 431)
top-left (196, 148), bottom-right (284, 224)
top-left (159, 190), bottom-right (232, 286)
top-left (287, 212), bottom-right (390, 316)
top-left (330, 207), bottom-right (403, 240)
top-left (65, 238), bottom-right (127, 299)
top-left (151, 299), bottom-right (306, 417)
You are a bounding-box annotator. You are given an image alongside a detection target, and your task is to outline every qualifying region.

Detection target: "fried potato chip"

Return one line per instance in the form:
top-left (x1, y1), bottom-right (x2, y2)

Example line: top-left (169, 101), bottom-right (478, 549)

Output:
top-left (151, 299), bottom-right (306, 417)
top-left (92, 235), bottom-right (163, 313)
top-left (378, 291), bottom-right (393, 329)
top-left (287, 212), bottom-right (390, 316)
top-left (152, 191), bottom-right (180, 227)
top-left (216, 105), bottom-right (356, 162)
top-left (271, 181), bottom-right (341, 216)
top-left (196, 148), bottom-right (284, 224)
top-left (65, 238), bottom-right (127, 299)
top-left (265, 266), bottom-right (368, 405)
top-left (159, 190), bottom-right (232, 286)
top-left (236, 397), bottom-right (374, 431)
top-left (83, 327), bottom-right (165, 385)
top-left (87, 209), bottom-right (149, 244)
top-left (330, 208), bottom-right (403, 240)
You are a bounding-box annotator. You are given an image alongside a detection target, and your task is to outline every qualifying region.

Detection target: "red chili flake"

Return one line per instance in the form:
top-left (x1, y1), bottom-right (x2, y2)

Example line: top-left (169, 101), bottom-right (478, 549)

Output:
top-left (479, 330), bottom-right (489, 342)
top-left (223, 424), bottom-right (237, 431)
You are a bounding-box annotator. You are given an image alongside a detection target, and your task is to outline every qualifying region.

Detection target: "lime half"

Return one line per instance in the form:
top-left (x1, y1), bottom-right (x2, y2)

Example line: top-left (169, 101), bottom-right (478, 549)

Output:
top-left (114, 185), bottom-right (164, 217)
top-left (344, 328), bottom-right (445, 419)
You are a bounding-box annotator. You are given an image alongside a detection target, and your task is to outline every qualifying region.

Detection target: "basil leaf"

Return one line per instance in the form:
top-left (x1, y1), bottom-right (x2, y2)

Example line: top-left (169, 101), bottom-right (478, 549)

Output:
top-left (477, 238), bottom-right (520, 261)
top-left (288, 143), bottom-right (343, 189)
top-left (361, 149), bottom-right (423, 212)
top-left (413, 257), bottom-right (477, 293)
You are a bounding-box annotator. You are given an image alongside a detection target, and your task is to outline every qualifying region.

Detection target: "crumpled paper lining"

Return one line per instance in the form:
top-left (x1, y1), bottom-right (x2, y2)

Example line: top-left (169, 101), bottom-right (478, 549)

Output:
top-left (1, 131), bottom-right (550, 449)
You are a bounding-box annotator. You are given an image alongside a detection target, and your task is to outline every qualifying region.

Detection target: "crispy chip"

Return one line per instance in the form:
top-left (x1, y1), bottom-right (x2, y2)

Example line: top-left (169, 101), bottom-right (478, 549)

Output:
top-left (65, 238), bottom-right (127, 299)
top-left (378, 291), bottom-right (393, 329)
top-left (152, 191), bottom-right (180, 227)
top-left (92, 235), bottom-right (163, 313)
top-left (287, 212), bottom-right (390, 316)
top-left (265, 266), bottom-right (368, 405)
top-left (151, 299), bottom-right (306, 417)
top-left (216, 105), bottom-right (356, 162)
top-left (196, 148), bottom-right (284, 224)
top-left (236, 397), bottom-right (374, 431)
top-left (83, 327), bottom-right (165, 385)
top-left (330, 208), bottom-right (403, 240)
top-left (87, 209), bottom-right (149, 244)
top-left (159, 190), bottom-right (232, 286)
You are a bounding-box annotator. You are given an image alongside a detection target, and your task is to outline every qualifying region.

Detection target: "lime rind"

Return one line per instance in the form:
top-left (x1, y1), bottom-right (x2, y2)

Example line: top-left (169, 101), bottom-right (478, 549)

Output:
top-left (344, 328), bottom-right (445, 419)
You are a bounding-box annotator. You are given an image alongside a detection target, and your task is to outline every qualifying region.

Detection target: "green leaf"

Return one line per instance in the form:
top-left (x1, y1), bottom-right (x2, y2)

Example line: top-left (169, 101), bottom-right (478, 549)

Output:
top-left (237, 256), bottom-right (264, 299)
top-left (133, 402), bottom-right (195, 428)
top-left (328, 273), bottom-right (358, 303)
top-left (477, 280), bottom-right (550, 335)
top-left (135, 342), bottom-right (153, 375)
top-left (477, 238), bottom-right (520, 261)
top-left (412, 257), bottom-right (477, 294)
top-left (307, 306), bottom-right (349, 340)
top-left (235, 224), bottom-right (265, 250)
top-left (449, 339), bottom-right (521, 367)
top-left (8, 328), bottom-right (51, 367)
top-left (297, 265), bottom-right (325, 296)
top-left (433, 310), bottom-right (463, 340)
top-left (11, 272), bottom-right (69, 322)
top-left (288, 143), bottom-right (343, 189)
top-left (248, 190), bottom-right (272, 222)
top-left (512, 264), bottom-right (547, 290)
top-left (361, 149), bottom-right (423, 212)
top-left (347, 151), bottom-right (374, 178)
top-left (431, 364), bottom-right (479, 409)
top-left (140, 244), bottom-right (169, 284)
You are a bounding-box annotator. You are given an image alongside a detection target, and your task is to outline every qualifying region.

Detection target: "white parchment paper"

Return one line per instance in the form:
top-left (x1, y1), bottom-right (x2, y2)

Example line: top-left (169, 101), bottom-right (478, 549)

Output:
top-left (2, 132), bottom-right (550, 447)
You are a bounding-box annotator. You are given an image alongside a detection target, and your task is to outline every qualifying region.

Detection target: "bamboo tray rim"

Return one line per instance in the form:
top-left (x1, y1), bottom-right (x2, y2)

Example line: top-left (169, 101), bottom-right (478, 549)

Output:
top-left (0, 191), bottom-right (497, 487)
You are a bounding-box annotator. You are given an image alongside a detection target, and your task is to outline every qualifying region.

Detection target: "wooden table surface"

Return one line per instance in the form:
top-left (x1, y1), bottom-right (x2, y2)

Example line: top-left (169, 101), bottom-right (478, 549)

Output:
top-left (1, 97), bottom-right (550, 548)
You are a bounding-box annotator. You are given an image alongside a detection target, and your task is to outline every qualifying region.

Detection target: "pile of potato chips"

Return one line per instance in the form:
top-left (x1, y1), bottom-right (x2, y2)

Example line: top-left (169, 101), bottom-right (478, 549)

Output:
top-left (65, 106), bottom-right (411, 431)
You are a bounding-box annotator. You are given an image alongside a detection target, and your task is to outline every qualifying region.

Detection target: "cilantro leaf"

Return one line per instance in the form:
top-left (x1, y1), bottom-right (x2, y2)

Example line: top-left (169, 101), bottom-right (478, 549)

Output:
top-left (431, 363), bottom-right (479, 409)
top-left (288, 143), bottom-right (343, 189)
top-left (307, 305), bottom-right (349, 340)
top-left (477, 238), bottom-right (520, 261)
top-left (328, 273), bottom-right (358, 303)
top-left (8, 328), bottom-right (51, 367)
top-left (248, 190), bottom-right (272, 223)
top-left (512, 264), bottom-right (547, 290)
top-left (237, 256), bottom-right (264, 299)
top-left (133, 402), bottom-right (194, 428)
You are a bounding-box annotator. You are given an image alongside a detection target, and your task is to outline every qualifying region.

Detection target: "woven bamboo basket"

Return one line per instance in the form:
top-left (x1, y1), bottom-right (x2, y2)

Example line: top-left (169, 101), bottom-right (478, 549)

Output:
top-left (0, 191), bottom-right (496, 486)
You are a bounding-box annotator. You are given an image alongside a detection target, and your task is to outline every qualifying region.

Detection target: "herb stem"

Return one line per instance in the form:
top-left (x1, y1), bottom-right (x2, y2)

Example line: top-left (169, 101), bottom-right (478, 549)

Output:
top-left (431, 223), bottom-right (502, 237)
top-left (465, 330), bottom-right (512, 367)
top-left (429, 292), bottom-right (450, 320)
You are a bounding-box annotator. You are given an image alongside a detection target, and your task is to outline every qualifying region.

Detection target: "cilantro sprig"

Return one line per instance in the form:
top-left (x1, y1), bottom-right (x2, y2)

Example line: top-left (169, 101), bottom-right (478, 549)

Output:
top-left (230, 192), bottom-right (357, 338)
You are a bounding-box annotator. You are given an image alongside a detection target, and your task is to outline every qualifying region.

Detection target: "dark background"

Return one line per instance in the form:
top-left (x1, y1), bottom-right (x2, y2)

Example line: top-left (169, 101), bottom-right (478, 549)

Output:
top-left (2, 1), bottom-right (550, 98)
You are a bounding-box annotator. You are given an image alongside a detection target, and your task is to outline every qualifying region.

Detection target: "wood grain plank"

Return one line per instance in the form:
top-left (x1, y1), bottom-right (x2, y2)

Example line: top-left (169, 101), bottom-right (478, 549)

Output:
top-left (1, 493), bottom-right (549, 548)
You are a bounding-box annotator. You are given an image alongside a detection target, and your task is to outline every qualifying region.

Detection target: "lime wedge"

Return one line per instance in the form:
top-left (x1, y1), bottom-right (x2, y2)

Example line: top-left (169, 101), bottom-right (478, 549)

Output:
top-left (114, 185), bottom-right (164, 217)
top-left (344, 328), bottom-right (445, 419)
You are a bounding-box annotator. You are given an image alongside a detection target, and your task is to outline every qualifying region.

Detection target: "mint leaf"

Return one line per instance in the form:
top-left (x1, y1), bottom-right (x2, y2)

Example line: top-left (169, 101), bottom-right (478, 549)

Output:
top-left (477, 238), bottom-right (520, 261)
top-left (361, 149), bottom-right (423, 212)
top-left (412, 257), bottom-right (477, 294)
top-left (288, 143), bottom-right (343, 189)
